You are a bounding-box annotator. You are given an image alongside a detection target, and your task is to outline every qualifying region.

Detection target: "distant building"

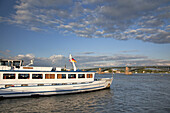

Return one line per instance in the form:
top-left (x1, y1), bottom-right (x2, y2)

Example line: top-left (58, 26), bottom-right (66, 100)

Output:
top-left (125, 67), bottom-right (132, 75)
top-left (98, 68), bottom-right (102, 74)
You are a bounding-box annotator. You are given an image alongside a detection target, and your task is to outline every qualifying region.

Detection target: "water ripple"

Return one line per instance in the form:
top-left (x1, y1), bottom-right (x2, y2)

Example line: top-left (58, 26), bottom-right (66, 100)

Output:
top-left (0, 74), bottom-right (170, 113)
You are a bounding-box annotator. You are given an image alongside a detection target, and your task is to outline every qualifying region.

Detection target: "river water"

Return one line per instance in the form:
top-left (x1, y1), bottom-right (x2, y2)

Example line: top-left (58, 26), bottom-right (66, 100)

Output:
top-left (0, 73), bottom-right (170, 113)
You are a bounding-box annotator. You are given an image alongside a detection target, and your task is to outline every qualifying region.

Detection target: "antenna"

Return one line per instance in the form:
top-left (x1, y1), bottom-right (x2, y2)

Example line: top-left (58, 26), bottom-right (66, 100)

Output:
top-left (69, 54), bottom-right (77, 71)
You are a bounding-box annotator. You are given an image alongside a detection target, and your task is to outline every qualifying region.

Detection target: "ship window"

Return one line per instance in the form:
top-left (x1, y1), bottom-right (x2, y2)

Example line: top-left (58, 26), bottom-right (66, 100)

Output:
top-left (78, 74), bottom-right (85, 78)
top-left (32, 74), bottom-right (43, 79)
top-left (0, 61), bottom-right (8, 66)
top-left (3, 74), bottom-right (15, 79)
top-left (57, 74), bottom-right (66, 79)
top-left (13, 61), bottom-right (21, 66)
top-left (45, 74), bottom-right (55, 79)
top-left (18, 74), bottom-right (29, 79)
top-left (68, 74), bottom-right (76, 79)
top-left (87, 74), bottom-right (93, 78)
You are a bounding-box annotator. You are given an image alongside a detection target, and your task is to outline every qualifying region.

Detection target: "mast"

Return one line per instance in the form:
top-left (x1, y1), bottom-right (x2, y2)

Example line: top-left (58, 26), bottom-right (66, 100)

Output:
top-left (69, 54), bottom-right (77, 71)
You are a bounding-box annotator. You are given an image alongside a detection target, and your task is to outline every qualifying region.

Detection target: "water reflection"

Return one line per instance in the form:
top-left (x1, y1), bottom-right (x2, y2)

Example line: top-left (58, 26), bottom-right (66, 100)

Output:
top-left (0, 89), bottom-right (114, 113)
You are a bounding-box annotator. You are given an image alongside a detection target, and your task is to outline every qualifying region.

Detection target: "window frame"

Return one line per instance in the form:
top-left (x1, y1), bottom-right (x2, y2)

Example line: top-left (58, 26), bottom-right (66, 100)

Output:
top-left (32, 74), bottom-right (43, 79)
top-left (68, 74), bottom-right (76, 79)
top-left (78, 74), bottom-right (85, 79)
top-left (18, 74), bottom-right (30, 79)
top-left (57, 74), bottom-right (66, 79)
top-left (87, 74), bottom-right (93, 78)
top-left (45, 74), bottom-right (55, 79)
top-left (3, 73), bottom-right (15, 79)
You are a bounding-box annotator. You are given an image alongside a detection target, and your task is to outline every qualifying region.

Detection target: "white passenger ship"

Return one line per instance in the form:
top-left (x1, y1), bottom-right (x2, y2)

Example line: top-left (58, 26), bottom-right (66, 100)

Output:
top-left (0, 55), bottom-right (113, 98)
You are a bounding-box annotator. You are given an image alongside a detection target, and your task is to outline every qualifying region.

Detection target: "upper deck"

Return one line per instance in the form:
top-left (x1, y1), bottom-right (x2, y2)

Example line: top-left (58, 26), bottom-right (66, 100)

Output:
top-left (0, 59), bottom-right (61, 71)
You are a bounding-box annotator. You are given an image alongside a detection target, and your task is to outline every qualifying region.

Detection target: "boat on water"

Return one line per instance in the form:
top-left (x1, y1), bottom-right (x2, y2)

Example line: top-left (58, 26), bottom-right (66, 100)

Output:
top-left (0, 55), bottom-right (113, 98)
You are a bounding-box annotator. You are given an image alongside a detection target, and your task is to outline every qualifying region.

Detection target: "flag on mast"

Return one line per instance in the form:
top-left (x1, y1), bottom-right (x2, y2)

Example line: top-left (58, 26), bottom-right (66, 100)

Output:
top-left (69, 58), bottom-right (77, 63)
top-left (69, 54), bottom-right (77, 71)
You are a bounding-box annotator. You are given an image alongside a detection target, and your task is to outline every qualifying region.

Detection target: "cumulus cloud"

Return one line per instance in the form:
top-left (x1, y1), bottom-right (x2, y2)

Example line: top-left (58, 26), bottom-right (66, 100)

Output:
top-left (1, 0), bottom-right (170, 43)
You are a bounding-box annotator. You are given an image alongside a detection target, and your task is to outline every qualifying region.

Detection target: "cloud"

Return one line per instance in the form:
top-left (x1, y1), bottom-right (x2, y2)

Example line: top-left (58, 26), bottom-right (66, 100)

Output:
top-left (16, 54), bottom-right (35, 59)
top-left (90, 59), bottom-right (170, 67)
top-left (75, 54), bottom-right (170, 68)
top-left (1, 0), bottom-right (170, 43)
top-left (0, 50), bottom-right (11, 56)
top-left (30, 27), bottom-right (45, 32)
top-left (0, 16), bottom-right (9, 23)
top-left (79, 52), bottom-right (96, 55)
top-left (1, 53), bottom-right (170, 68)
top-left (120, 50), bottom-right (139, 53)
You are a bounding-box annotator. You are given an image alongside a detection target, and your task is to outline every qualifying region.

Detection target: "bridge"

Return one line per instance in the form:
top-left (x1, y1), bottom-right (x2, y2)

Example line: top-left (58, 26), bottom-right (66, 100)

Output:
top-left (84, 66), bottom-right (170, 72)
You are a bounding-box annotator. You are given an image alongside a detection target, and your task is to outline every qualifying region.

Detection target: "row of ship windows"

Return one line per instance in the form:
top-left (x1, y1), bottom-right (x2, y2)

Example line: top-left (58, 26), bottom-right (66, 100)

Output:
top-left (2, 74), bottom-right (93, 79)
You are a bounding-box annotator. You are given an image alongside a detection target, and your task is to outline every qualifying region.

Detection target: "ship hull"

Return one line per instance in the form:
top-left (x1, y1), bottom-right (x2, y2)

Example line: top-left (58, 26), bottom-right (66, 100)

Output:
top-left (0, 78), bottom-right (113, 98)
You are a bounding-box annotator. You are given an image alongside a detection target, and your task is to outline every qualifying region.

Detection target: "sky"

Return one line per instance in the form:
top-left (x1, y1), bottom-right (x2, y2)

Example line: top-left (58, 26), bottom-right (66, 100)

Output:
top-left (0, 0), bottom-right (170, 69)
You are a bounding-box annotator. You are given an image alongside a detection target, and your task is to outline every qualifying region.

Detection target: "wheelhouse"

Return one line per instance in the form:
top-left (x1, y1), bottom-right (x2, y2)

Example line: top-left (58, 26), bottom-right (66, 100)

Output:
top-left (0, 59), bottom-right (23, 67)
